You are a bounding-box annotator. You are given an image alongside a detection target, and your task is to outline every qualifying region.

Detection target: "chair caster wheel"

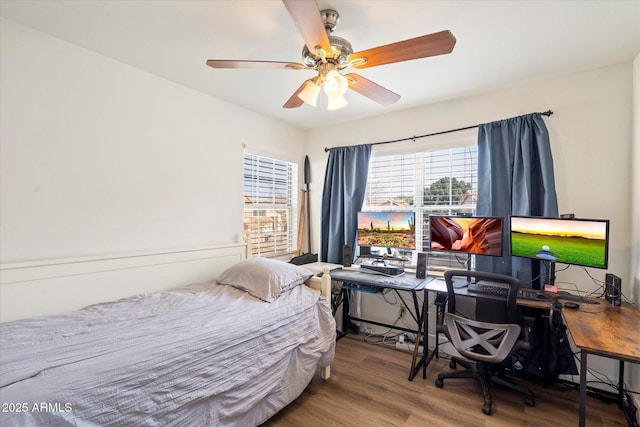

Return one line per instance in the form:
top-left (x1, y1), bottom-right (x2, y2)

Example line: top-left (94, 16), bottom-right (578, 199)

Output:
top-left (435, 378), bottom-right (443, 388)
top-left (449, 360), bottom-right (457, 369)
top-left (525, 397), bottom-right (535, 407)
top-left (482, 404), bottom-right (492, 415)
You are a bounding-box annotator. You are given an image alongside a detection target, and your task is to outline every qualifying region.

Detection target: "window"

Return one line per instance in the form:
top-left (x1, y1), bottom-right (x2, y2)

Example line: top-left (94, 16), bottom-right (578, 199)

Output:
top-left (362, 142), bottom-right (478, 270)
top-left (243, 152), bottom-right (298, 257)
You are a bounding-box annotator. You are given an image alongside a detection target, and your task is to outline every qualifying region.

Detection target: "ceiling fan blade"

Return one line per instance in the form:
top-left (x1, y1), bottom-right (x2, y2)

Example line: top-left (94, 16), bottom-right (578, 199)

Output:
top-left (345, 73), bottom-right (400, 106)
top-left (349, 30), bottom-right (456, 69)
top-left (283, 79), bottom-right (312, 109)
top-left (206, 60), bottom-right (307, 69)
top-left (282, 0), bottom-right (331, 55)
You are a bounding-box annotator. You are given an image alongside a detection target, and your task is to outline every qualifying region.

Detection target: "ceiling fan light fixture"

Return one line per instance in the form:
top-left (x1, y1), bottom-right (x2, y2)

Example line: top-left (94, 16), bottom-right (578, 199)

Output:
top-left (327, 95), bottom-right (348, 111)
top-left (323, 70), bottom-right (348, 98)
top-left (298, 80), bottom-right (321, 106)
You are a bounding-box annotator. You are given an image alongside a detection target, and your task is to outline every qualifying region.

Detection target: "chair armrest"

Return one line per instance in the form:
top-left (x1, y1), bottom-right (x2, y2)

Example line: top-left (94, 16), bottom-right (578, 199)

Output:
top-left (434, 293), bottom-right (448, 334)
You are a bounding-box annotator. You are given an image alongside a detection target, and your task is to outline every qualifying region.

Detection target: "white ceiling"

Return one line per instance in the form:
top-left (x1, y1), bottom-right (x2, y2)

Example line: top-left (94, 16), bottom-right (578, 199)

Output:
top-left (1, 0), bottom-right (639, 130)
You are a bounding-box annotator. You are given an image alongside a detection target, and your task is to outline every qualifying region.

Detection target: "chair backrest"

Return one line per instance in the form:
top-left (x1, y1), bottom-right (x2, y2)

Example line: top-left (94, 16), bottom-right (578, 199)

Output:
top-left (444, 313), bottom-right (522, 363)
top-left (443, 269), bottom-right (520, 323)
top-left (442, 269), bottom-right (523, 364)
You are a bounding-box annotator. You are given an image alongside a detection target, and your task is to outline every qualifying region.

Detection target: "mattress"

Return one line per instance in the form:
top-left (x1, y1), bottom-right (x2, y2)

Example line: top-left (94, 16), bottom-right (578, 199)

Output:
top-left (0, 281), bottom-right (335, 426)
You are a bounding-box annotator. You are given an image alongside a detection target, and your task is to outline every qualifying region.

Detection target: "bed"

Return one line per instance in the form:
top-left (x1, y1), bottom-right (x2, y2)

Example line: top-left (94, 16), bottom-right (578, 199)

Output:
top-left (0, 254), bottom-right (335, 426)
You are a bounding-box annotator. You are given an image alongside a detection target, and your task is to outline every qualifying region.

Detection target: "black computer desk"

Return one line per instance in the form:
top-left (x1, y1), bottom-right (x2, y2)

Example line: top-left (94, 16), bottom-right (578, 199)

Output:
top-left (329, 268), bottom-right (428, 349)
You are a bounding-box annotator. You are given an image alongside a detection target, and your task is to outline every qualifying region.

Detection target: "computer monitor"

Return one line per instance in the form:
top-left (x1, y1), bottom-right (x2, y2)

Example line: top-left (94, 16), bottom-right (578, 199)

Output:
top-left (509, 216), bottom-right (610, 269)
top-left (428, 215), bottom-right (504, 257)
top-left (357, 211), bottom-right (416, 251)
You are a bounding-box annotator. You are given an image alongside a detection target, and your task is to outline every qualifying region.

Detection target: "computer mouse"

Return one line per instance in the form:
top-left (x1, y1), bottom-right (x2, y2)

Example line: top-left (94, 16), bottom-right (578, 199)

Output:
top-left (564, 301), bottom-right (579, 309)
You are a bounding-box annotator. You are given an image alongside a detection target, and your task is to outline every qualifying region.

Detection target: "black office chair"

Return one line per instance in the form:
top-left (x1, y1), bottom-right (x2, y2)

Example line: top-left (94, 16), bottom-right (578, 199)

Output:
top-left (435, 269), bottom-right (534, 415)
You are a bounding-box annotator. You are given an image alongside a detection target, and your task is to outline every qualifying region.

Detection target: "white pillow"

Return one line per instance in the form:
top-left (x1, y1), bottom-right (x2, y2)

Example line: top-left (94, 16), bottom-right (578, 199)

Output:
top-left (216, 257), bottom-right (313, 302)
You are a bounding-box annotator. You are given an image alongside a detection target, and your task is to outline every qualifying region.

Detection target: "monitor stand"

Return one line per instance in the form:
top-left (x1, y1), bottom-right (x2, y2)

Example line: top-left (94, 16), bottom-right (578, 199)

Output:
top-left (543, 261), bottom-right (558, 293)
top-left (451, 254), bottom-right (474, 289)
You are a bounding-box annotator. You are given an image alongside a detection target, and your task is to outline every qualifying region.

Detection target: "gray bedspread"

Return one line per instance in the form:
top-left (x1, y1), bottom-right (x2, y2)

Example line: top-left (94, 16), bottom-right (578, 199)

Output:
top-left (0, 281), bottom-right (335, 426)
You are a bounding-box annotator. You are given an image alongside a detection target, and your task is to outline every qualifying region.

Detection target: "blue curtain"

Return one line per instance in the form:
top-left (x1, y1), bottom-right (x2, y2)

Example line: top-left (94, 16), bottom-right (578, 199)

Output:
top-left (476, 113), bottom-right (558, 284)
top-left (320, 144), bottom-right (372, 264)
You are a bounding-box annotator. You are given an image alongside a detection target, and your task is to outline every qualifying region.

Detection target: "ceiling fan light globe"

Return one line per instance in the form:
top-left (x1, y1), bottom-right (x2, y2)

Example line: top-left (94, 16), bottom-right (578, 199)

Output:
top-left (327, 95), bottom-right (348, 110)
top-left (297, 81), bottom-right (321, 107)
top-left (324, 70), bottom-right (348, 97)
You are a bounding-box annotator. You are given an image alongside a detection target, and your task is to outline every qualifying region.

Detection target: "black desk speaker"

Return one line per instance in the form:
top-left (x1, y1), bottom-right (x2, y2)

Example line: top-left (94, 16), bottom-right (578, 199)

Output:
top-left (343, 244), bottom-right (352, 267)
top-left (416, 252), bottom-right (427, 279)
top-left (605, 273), bottom-right (621, 306)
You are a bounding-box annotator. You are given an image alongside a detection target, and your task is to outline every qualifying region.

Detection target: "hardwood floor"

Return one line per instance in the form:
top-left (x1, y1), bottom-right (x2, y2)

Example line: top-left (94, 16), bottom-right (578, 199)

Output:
top-left (263, 336), bottom-right (627, 426)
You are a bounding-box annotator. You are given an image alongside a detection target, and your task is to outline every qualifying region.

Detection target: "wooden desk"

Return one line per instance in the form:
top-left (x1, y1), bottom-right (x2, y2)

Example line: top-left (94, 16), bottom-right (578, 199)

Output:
top-left (562, 302), bottom-right (640, 427)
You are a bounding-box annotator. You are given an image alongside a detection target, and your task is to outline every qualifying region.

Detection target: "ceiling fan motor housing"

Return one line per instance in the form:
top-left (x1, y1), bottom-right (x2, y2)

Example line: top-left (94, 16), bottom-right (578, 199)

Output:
top-left (302, 35), bottom-right (353, 67)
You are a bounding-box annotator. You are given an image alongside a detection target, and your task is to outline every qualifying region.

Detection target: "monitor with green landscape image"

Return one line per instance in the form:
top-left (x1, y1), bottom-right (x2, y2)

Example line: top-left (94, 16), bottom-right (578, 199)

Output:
top-left (509, 216), bottom-right (609, 269)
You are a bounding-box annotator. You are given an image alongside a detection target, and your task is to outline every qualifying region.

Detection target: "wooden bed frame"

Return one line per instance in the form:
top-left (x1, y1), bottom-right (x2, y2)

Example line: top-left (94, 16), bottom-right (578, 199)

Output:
top-left (0, 241), bottom-right (334, 379)
top-left (305, 265), bottom-right (333, 379)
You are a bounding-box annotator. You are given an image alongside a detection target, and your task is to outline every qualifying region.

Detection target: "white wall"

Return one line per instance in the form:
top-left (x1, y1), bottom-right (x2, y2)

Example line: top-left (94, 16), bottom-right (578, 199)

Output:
top-left (306, 61), bottom-right (636, 389)
top-left (0, 18), bottom-right (306, 318)
top-left (0, 18), bottom-right (305, 265)
top-left (633, 53), bottom-right (640, 307)
top-left (631, 52), bottom-right (640, 415)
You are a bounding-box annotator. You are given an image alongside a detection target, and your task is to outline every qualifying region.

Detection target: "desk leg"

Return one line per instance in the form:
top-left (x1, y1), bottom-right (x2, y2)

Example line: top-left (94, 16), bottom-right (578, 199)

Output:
top-left (579, 350), bottom-right (587, 427)
top-left (342, 288), bottom-right (350, 337)
top-left (409, 289), bottom-right (436, 381)
top-left (422, 289), bottom-right (430, 379)
top-left (618, 360), bottom-right (624, 410)
top-left (544, 312), bottom-right (549, 381)
top-left (409, 311), bottom-right (423, 380)
top-left (411, 291), bottom-right (421, 329)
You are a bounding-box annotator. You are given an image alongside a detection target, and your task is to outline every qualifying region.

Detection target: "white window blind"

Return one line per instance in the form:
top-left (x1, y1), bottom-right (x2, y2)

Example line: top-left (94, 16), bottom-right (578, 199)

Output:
top-left (243, 153), bottom-right (298, 257)
top-left (363, 144), bottom-right (478, 270)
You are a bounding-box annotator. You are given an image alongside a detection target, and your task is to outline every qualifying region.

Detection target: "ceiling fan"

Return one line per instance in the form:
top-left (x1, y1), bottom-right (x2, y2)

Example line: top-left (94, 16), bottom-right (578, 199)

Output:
top-left (206, 0), bottom-right (456, 110)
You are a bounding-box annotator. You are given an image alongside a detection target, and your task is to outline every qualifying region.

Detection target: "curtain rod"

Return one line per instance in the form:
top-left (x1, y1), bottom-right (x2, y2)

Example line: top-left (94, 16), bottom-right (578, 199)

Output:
top-left (323, 110), bottom-right (553, 152)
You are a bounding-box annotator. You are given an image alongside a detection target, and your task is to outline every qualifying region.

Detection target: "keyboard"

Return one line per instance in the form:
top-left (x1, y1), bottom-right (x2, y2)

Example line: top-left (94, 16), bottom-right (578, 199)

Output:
top-left (468, 280), bottom-right (510, 296)
top-left (468, 281), bottom-right (552, 301)
top-left (359, 264), bottom-right (405, 277)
